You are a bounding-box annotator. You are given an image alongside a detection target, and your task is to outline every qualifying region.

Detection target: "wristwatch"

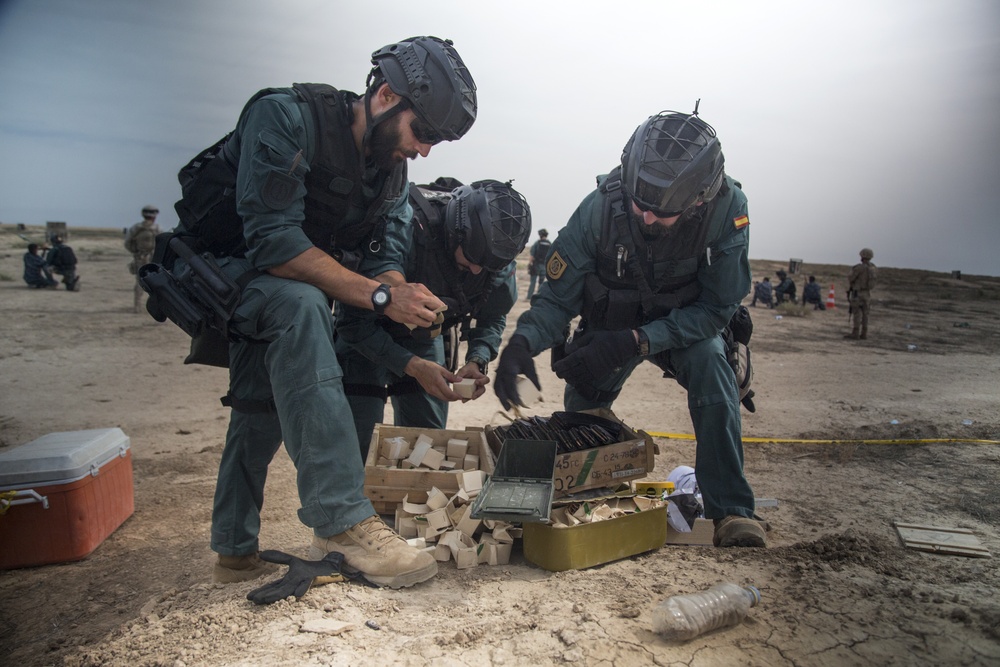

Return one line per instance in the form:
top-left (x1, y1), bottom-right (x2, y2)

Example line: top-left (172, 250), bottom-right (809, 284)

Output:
top-left (371, 283), bottom-right (392, 315)
top-left (468, 356), bottom-right (488, 374)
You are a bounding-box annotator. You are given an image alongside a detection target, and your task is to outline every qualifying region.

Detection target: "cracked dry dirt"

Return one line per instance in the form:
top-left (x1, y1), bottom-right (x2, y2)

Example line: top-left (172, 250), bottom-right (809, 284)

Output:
top-left (1, 226), bottom-right (999, 666)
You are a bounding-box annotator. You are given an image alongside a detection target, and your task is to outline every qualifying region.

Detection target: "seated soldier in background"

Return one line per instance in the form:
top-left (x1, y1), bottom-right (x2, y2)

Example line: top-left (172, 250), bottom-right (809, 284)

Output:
top-left (750, 276), bottom-right (772, 308)
top-left (337, 177), bottom-right (531, 459)
top-left (801, 275), bottom-right (826, 310)
top-left (23, 243), bottom-right (58, 288)
top-left (773, 269), bottom-right (795, 304)
top-left (45, 234), bottom-right (80, 291)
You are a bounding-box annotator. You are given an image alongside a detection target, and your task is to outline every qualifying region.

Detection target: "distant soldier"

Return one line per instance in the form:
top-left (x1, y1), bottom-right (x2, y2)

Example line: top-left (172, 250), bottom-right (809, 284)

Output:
top-left (750, 276), bottom-right (772, 308)
top-left (801, 275), bottom-right (825, 310)
top-left (845, 248), bottom-right (878, 339)
top-left (125, 205), bottom-right (160, 312)
top-left (23, 243), bottom-right (58, 288)
top-left (46, 234), bottom-right (80, 291)
top-left (773, 269), bottom-right (796, 304)
top-left (526, 228), bottom-right (551, 301)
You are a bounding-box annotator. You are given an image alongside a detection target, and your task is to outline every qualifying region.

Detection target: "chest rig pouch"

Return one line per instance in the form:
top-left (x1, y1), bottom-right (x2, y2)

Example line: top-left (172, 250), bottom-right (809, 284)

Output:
top-left (581, 167), bottom-right (711, 331)
top-left (168, 84), bottom-right (405, 270)
top-left (382, 184), bottom-right (495, 371)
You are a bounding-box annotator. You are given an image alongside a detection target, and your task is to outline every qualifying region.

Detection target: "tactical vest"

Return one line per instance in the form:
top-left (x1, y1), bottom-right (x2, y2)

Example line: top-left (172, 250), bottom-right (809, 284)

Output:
top-left (173, 84), bottom-right (406, 263)
top-left (385, 184), bottom-right (494, 338)
top-left (129, 226), bottom-right (157, 254)
top-left (531, 238), bottom-right (551, 263)
top-left (581, 167), bottom-right (716, 330)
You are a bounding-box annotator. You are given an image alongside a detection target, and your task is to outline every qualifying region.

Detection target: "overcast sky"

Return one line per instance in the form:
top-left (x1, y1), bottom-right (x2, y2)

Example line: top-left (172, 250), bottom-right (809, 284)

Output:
top-left (1, 0), bottom-right (998, 275)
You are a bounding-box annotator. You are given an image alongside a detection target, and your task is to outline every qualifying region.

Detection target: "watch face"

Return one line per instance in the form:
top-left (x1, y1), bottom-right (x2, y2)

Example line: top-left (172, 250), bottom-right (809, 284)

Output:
top-left (374, 290), bottom-right (389, 306)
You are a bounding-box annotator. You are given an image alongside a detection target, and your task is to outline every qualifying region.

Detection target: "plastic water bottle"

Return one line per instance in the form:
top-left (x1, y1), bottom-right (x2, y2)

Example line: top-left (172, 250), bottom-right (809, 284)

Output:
top-left (652, 583), bottom-right (761, 641)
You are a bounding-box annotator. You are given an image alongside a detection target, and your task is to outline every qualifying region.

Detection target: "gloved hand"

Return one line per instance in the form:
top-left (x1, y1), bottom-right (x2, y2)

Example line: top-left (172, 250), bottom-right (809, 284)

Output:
top-left (494, 334), bottom-right (540, 411)
top-left (552, 329), bottom-right (638, 388)
top-left (246, 550), bottom-right (347, 605)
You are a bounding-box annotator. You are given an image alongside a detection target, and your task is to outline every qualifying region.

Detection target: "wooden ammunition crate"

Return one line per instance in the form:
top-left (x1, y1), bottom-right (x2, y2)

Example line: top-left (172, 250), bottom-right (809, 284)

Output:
top-left (485, 409), bottom-right (656, 497)
top-left (364, 425), bottom-right (495, 514)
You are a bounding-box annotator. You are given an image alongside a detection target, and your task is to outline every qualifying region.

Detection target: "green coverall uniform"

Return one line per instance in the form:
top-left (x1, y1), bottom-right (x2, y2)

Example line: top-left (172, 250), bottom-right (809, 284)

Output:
top-left (337, 204), bottom-right (515, 460)
top-left (207, 90), bottom-right (410, 556)
top-left (513, 174), bottom-right (758, 520)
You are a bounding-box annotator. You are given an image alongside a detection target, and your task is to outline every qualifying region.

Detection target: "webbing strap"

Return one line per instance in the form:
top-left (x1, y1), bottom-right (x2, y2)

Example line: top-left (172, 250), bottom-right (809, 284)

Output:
top-left (221, 394), bottom-right (276, 414)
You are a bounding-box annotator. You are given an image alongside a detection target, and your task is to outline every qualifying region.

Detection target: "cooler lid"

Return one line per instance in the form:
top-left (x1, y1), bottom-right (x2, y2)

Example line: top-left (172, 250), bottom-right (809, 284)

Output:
top-left (0, 428), bottom-right (131, 487)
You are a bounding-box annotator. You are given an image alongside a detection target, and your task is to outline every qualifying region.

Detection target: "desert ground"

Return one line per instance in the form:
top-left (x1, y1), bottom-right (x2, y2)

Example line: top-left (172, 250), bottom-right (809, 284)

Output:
top-left (1, 223), bottom-right (999, 667)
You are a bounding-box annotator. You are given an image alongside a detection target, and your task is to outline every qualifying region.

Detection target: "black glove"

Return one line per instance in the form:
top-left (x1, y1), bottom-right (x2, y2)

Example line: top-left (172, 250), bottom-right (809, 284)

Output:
top-left (552, 329), bottom-right (638, 388)
top-left (246, 550), bottom-right (347, 605)
top-left (494, 334), bottom-right (540, 411)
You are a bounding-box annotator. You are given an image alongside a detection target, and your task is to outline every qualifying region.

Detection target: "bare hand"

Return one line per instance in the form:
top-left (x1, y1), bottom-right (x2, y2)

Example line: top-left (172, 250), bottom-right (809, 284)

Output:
top-left (385, 283), bottom-right (445, 329)
top-left (455, 362), bottom-right (490, 401)
top-left (404, 357), bottom-right (463, 402)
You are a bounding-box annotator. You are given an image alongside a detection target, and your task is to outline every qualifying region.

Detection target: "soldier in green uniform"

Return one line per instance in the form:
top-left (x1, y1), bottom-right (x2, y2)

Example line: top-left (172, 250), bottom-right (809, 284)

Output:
top-left (337, 178), bottom-right (531, 458)
top-left (166, 37), bottom-right (477, 588)
top-left (494, 109), bottom-right (766, 548)
top-left (845, 247), bottom-right (877, 339)
top-left (125, 205), bottom-right (161, 312)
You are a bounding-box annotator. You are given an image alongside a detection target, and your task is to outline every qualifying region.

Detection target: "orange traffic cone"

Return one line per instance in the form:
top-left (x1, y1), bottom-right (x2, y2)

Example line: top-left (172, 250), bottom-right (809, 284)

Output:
top-left (826, 284), bottom-right (837, 309)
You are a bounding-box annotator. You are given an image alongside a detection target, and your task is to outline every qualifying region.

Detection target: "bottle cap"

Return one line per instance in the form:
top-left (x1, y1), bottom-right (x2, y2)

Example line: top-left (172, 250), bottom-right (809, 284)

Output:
top-left (745, 585), bottom-right (761, 607)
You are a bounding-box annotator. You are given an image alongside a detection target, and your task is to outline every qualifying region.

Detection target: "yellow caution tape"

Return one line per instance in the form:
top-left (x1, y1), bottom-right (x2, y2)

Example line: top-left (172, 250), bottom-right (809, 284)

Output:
top-left (645, 431), bottom-right (1000, 445)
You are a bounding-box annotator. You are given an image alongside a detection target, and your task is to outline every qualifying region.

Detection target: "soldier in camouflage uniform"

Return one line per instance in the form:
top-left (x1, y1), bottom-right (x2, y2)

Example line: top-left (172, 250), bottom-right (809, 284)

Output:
top-left (125, 205), bottom-right (161, 312)
top-left (845, 247), bottom-right (877, 339)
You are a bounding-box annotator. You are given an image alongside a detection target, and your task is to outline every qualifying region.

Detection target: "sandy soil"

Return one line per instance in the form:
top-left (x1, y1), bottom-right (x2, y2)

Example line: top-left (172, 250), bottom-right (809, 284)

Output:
top-left (1, 224), bottom-right (999, 667)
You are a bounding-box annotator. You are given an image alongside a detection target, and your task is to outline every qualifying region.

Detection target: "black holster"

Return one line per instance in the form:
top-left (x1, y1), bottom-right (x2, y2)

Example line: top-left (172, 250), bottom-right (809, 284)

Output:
top-left (139, 236), bottom-right (242, 339)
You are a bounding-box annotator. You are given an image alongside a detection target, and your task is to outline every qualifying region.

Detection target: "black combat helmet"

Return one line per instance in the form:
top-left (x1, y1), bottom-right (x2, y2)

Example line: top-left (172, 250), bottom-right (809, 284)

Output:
top-left (446, 180), bottom-right (531, 272)
top-left (369, 36), bottom-right (477, 142)
top-left (621, 110), bottom-right (725, 218)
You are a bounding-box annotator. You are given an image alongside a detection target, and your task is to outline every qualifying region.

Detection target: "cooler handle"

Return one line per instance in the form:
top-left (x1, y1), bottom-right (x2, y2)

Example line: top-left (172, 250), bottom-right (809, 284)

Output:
top-left (0, 488), bottom-right (50, 512)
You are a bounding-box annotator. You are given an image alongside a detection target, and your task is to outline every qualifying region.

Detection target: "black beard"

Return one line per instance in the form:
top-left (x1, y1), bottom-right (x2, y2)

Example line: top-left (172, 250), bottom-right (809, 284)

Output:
top-left (634, 207), bottom-right (702, 242)
top-left (368, 114), bottom-right (404, 170)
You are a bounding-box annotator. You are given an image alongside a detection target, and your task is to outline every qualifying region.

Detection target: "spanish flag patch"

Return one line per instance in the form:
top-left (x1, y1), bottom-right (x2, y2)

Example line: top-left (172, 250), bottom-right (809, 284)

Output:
top-left (733, 214), bottom-right (749, 229)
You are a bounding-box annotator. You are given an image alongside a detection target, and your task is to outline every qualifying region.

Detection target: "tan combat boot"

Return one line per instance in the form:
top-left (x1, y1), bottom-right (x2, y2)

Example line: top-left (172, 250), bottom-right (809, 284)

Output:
top-left (213, 552), bottom-right (279, 583)
top-left (310, 515), bottom-right (437, 589)
top-left (859, 326), bottom-right (868, 340)
top-left (713, 516), bottom-right (767, 548)
top-left (844, 326), bottom-right (860, 340)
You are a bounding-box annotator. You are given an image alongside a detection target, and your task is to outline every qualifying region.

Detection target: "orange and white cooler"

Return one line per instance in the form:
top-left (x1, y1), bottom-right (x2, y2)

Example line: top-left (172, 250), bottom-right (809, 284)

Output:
top-left (0, 428), bottom-right (134, 569)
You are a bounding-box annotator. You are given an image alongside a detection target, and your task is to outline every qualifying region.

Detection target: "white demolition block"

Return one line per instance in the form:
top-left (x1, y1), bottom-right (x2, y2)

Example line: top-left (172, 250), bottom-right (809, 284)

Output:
top-left (401, 495), bottom-right (430, 516)
top-left (439, 530), bottom-right (479, 569)
top-left (454, 504), bottom-right (481, 538)
top-left (421, 448), bottom-right (446, 470)
top-left (447, 438), bottom-right (469, 460)
top-left (426, 486), bottom-right (449, 511)
top-left (414, 434), bottom-right (435, 450)
top-left (463, 454), bottom-right (480, 471)
top-left (515, 375), bottom-right (542, 406)
top-left (477, 535), bottom-right (513, 566)
top-left (433, 543), bottom-right (452, 562)
top-left (452, 379), bottom-right (477, 399)
top-left (406, 440), bottom-right (433, 468)
top-left (424, 508), bottom-right (452, 535)
top-left (381, 436), bottom-right (410, 460)
top-left (458, 470), bottom-right (486, 496)
top-left (455, 546), bottom-right (479, 569)
top-left (395, 509), bottom-right (419, 539)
